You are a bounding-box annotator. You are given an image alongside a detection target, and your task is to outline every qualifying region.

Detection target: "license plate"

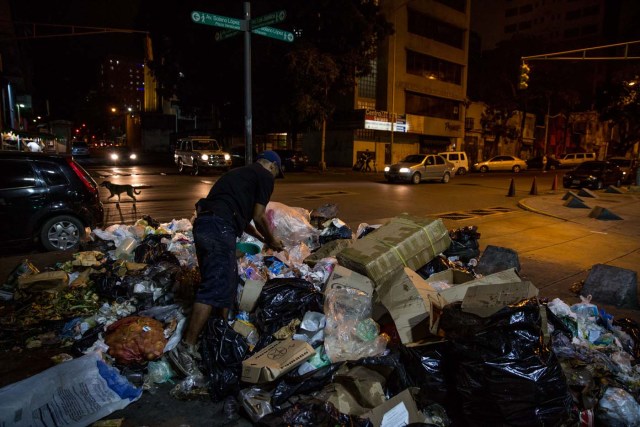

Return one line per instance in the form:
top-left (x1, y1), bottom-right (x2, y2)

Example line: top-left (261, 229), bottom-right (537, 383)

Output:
top-left (572, 179), bottom-right (580, 184)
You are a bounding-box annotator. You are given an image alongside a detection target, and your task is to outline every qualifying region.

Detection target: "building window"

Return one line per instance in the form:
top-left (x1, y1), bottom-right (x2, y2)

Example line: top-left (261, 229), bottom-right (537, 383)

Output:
top-left (519, 4), bottom-right (533, 14)
top-left (518, 20), bottom-right (532, 30)
top-left (505, 7), bottom-right (518, 17)
top-left (465, 117), bottom-right (474, 130)
top-left (408, 10), bottom-right (465, 49)
top-left (406, 50), bottom-right (462, 85)
top-left (405, 91), bottom-right (460, 120)
top-left (358, 59), bottom-right (377, 99)
top-left (505, 24), bottom-right (518, 33)
top-left (433, 0), bottom-right (466, 13)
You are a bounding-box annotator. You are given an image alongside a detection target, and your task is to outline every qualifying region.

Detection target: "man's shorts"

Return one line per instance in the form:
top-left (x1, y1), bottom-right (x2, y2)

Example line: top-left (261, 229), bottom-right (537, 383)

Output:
top-left (192, 215), bottom-right (237, 308)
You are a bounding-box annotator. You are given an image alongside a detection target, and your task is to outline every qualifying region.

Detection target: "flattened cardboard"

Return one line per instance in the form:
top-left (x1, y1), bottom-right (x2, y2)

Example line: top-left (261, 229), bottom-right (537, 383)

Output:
top-left (337, 214), bottom-right (451, 289)
top-left (362, 388), bottom-right (422, 427)
top-left (17, 271), bottom-right (69, 293)
top-left (427, 268), bottom-right (523, 334)
top-left (239, 279), bottom-right (266, 312)
top-left (325, 265), bottom-right (374, 296)
top-left (426, 269), bottom-right (474, 286)
top-left (461, 281), bottom-right (539, 317)
top-left (241, 338), bottom-right (314, 384)
top-left (376, 267), bottom-right (433, 344)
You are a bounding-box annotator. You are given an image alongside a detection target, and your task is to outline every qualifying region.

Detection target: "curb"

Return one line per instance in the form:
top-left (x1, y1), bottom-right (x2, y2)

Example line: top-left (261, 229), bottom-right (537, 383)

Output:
top-left (517, 198), bottom-right (567, 221)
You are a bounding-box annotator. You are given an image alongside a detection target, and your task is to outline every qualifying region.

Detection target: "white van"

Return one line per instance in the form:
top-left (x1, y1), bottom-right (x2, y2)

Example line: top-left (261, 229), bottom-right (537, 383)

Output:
top-left (438, 151), bottom-right (469, 175)
top-left (558, 152), bottom-right (596, 168)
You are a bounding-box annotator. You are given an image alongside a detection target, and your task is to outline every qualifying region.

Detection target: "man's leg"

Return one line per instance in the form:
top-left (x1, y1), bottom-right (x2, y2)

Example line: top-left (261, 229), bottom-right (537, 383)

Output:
top-left (183, 302), bottom-right (213, 346)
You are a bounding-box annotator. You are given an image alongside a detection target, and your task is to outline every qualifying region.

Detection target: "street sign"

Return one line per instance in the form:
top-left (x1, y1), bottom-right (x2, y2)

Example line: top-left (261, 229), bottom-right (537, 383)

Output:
top-left (191, 11), bottom-right (243, 31)
top-left (252, 26), bottom-right (294, 43)
top-left (215, 28), bottom-right (239, 42)
top-left (251, 10), bottom-right (286, 30)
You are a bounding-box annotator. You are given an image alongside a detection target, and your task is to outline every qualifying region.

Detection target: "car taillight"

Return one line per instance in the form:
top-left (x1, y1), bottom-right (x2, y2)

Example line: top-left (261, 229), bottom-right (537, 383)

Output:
top-left (67, 158), bottom-right (97, 194)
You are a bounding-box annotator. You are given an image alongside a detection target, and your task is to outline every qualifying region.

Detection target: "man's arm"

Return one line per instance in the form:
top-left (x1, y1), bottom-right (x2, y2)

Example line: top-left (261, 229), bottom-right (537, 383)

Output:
top-left (252, 203), bottom-right (284, 251)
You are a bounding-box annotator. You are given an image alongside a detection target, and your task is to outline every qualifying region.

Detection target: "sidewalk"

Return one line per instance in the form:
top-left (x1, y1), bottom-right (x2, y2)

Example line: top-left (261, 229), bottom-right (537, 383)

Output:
top-left (443, 185), bottom-right (640, 323)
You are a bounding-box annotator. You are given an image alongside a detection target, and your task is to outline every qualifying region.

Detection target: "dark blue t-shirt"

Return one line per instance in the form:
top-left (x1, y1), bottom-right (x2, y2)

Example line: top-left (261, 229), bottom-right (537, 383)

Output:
top-left (195, 163), bottom-right (274, 236)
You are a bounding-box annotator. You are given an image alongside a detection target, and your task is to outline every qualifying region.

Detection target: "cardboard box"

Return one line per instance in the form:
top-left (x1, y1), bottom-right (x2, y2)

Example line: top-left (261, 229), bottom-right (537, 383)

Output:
top-left (241, 338), bottom-right (314, 384)
top-left (337, 214), bottom-right (451, 289)
top-left (362, 388), bottom-right (423, 427)
top-left (461, 281), bottom-right (538, 317)
top-left (427, 268), bottom-right (523, 334)
top-left (426, 269), bottom-right (475, 286)
top-left (239, 279), bottom-right (265, 312)
top-left (325, 265), bottom-right (374, 296)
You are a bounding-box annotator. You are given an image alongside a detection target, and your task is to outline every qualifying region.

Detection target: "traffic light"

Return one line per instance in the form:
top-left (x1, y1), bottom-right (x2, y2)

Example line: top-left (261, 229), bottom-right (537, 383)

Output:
top-left (519, 61), bottom-right (530, 90)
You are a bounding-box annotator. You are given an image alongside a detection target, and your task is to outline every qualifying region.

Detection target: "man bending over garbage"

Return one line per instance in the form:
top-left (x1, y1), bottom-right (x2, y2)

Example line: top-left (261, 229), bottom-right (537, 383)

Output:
top-left (170, 150), bottom-right (285, 377)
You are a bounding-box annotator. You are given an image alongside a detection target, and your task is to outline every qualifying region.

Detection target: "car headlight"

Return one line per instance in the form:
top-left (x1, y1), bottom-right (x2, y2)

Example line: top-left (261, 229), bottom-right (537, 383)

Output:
top-left (129, 153), bottom-right (137, 160)
top-left (110, 153), bottom-right (119, 160)
top-left (384, 166), bottom-right (390, 172)
top-left (201, 154), bottom-right (209, 161)
top-left (399, 167), bottom-right (410, 173)
top-left (224, 154), bottom-right (231, 161)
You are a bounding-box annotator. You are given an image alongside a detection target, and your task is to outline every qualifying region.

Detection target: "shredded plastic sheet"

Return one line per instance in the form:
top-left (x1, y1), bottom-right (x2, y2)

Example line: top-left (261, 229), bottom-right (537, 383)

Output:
top-left (0, 352), bottom-right (141, 427)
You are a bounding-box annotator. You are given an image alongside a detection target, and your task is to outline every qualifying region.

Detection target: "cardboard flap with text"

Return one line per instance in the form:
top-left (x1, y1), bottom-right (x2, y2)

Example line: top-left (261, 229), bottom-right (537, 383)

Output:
top-left (461, 280), bottom-right (538, 317)
top-left (241, 338), bottom-right (314, 384)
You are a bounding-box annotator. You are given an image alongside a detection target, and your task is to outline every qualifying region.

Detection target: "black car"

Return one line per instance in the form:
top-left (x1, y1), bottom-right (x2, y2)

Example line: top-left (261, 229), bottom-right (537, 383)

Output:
top-left (230, 146), bottom-right (258, 168)
top-left (0, 152), bottom-right (104, 251)
top-left (562, 160), bottom-right (624, 190)
top-left (525, 156), bottom-right (561, 171)
top-left (273, 149), bottom-right (309, 172)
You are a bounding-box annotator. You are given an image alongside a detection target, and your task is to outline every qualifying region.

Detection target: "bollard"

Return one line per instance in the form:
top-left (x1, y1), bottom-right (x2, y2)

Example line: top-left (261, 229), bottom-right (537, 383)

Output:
top-left (551, 174), bottom-right (558, 191)
top-left (529, 177), bottom-right (538, 195)
top-left (507, 178), bottom-right (516, 197)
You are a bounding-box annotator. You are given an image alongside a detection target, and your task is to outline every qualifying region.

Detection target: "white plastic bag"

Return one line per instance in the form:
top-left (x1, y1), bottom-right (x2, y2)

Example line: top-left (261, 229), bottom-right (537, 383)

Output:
top-left (266, 201), bottom-right (319, 248)
top-left (0, 352), bottom-right (141, 427)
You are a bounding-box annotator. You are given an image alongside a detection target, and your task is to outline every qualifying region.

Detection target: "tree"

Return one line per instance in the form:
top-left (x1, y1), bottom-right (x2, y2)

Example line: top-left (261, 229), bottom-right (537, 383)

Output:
top-left (597, 78), bottom-right (640, 156)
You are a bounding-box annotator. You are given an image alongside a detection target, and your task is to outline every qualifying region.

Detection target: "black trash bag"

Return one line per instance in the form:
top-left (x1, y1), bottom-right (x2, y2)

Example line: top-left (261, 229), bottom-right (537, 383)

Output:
top-left (399, 340), bottom-right (451, 405)
top-left (257, 397), bottom-right (373, 427)
top-left (357, 225), bottom-right (377, 239)
top-left (271, 363), bottom-right (344, 407)
top-left (80, 236), bottom-right (116, 253)
top-left (416, 255), bottom-right (459, 280)
top-left (439, 299), bottom-right (573, 427)
top-left (253, 278), bottom-right (323, 336)
top-left (91, 270), bottom-right (129, 300)
top-left (319, 225), bottom-right (353, 245)
top-left (200, 318), bottom-right (248, 402)
top-left (345, 352), bottom-right (412, 398)
top-left (133, 234), bottom-right (180, 265)
top-left (612, 318), bottom-right (640, 360)
top-left (141, 214), bottom-right (160, 228)
top-left (444, 226), bottom-right (480, 262)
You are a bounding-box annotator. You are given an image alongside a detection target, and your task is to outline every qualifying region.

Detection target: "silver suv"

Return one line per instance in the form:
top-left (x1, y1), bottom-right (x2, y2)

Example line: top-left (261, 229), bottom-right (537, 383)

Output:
top-left (174, 137), bottom-right (232, 175)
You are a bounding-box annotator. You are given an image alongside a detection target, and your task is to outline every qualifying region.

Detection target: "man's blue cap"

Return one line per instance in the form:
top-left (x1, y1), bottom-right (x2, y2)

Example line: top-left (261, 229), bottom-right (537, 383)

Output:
top-left (257, 150), bottom-right (284, 177)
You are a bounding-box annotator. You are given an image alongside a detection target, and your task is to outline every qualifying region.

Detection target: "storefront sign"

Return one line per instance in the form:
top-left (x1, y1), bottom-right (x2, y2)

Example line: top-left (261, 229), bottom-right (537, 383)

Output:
top-left (364, 110), bottom-right (408, 132)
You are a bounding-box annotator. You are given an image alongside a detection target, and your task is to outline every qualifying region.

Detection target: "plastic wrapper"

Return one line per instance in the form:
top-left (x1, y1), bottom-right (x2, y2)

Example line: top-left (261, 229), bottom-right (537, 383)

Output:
top-left (253, 278), bottom-right (324, 336)
top-left (323, 287), bottom-right (387, 363)
top-left (439, 299), bottom-right (573, 426)
top-left (239, 387), bottom-right (274, 422)
top-left (266, 201), bottom-right (319, 248)
top-left (355, 222), bottom-right (380, 239)
top-left (133, 234), bottom-right (180, 265)
top-left (200, 318), bottom-right (248, 402)
top-left (105, 316), bottom-right (168, 365)
top-left (596, 387), bottom-right (640, 426)
top-left (310, 203), bottom-right (339, 222)
top-left (146, 359), bottom-right (175, 384)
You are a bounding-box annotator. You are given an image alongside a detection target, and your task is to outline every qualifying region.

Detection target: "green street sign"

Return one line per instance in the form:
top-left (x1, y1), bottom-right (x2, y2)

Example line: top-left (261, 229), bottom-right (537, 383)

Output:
top-left (215, 28), bottom-right (239, 42)
top-left (251, 10), bottom-right (286, 30)
top-left (191, 11), bottom-right (243, 31)
top-left (252, 26), bottom-right (294, 43)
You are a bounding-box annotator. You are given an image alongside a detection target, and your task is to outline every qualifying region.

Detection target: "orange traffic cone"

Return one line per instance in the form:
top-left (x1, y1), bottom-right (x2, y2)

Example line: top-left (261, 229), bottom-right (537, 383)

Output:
top-left (529, 177), bottom-right (538, 195)
top-left (551, 174), bottom-right (558, 191)
top-left (507, 178), bottom-right (516, 197)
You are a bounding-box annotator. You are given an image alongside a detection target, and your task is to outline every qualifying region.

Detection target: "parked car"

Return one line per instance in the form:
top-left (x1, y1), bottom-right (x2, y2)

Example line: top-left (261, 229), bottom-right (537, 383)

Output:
top-left (562, 160), bottom-right (624, 190)
top-left (106, 146), bottom-right (139, 165)
top-left (558, 152), bottom-right (596, 168)
top-left (71, 141), bottom-right (90, 157)
top-left (473, 155), bottom-right (527, 173)
top-left (525, 155), bottom-right (561, 171)
top-left (0, 152), bottom-right (104, 251)
top-left (438, 151), bottom-right (470, 175)
top-left (174, 137), bottom-right (231, 175)
top-left (384, 154), bottom-right (454, 184)
top-left (273, 149), bottom-right (309, 172)
top-left (607, 157), bottom-right (639, 184)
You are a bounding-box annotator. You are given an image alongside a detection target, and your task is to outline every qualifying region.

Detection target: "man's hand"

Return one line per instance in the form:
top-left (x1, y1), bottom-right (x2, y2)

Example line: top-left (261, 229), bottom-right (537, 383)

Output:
top-left (266, 238), bottom-right (285, 252)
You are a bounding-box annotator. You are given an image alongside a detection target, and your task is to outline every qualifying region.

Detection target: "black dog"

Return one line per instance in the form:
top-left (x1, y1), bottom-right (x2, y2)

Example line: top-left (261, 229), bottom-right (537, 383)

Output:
top-left (100, 180), bottom-right (141, 202)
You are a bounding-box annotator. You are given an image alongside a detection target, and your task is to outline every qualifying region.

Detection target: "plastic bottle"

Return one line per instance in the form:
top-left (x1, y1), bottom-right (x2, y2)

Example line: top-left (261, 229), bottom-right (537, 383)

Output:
top-left (115, 237), bottom-right (138, 260)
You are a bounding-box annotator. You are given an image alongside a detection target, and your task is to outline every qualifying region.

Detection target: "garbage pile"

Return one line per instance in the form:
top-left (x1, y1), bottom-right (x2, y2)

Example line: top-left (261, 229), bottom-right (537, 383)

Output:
top-left (1, 202), bottom-right (639, 426)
